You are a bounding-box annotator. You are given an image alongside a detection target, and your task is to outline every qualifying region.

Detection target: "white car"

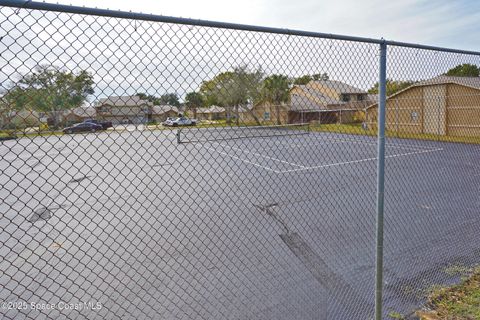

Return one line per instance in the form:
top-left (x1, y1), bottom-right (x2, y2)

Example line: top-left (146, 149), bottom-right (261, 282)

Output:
top-left (163, 117), bottom-right (197, 127)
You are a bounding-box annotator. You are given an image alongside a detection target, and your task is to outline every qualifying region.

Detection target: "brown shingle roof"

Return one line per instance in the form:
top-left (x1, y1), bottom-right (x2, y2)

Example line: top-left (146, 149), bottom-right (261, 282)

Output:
top-left (366, 75), bottom-right (480, 110)
top-left (197, 105), bottom-right (225, 114)
top-left (299, 85), bottom-right (344, 105)
top-left (290, 93), bottom-right (327, 112)
top-left (152, 105), bottom-right (179, 114)
top-left (309, 80), bottom-right (366, 94)
top-left (414, 75), bottom-right (480, 89)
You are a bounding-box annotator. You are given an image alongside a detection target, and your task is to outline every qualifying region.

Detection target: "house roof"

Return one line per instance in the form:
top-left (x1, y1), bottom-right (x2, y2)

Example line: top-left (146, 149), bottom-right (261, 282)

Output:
top-left (298, 85), bottom-right (345, 105)
top-left (366, 75), bottom-right (480, 109)
top-left (65, 106), bottom-right (96, 118)
top-left (197, 105), bottom-right (225, 114)
top-left (238, 104), bottom-right (254, 113)
top-left (290, 93), bottom-right (328, 112)
top-left (367, 94), bottom-right (378, 102)
top-left (152, 105), bottom-right (179, 114)
top-left (309, 80), bottom-right (366, 94)
top-left (98, 96), bottom-right (152, 107)
top-left (414, 75), bottom-right (480, 89)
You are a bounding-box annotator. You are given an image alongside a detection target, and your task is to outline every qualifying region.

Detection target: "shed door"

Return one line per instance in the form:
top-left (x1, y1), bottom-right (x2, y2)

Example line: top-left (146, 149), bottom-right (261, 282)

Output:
top-left (423, 85), bottom-right (446, 135)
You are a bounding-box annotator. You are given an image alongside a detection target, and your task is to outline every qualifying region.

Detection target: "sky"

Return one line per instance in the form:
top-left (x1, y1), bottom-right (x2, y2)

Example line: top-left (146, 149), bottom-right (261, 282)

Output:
top-left (2, 0), bottom-right (480, 101)
top-left (42, 0), bottom-right (480, 51)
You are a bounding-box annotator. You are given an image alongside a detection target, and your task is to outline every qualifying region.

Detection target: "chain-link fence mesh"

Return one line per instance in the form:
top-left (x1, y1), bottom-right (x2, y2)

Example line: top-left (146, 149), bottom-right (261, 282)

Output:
top-left (1, 2), bottom-right (479, 319)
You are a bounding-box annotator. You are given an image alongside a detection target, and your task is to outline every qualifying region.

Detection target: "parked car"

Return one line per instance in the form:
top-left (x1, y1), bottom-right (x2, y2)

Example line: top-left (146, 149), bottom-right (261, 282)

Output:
top-left (161, 117), bottom-right (176, 126)
top-left (63, 122), bottom-right (103, 134)
top-left (163, 117), bottom-right (197, 127)
top-left (83, 119), bottom-right (113, 129)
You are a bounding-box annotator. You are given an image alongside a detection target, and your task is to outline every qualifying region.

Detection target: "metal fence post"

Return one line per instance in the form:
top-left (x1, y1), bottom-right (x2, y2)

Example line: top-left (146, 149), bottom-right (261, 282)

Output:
top-left (177, 128), bottom-right (181, 144)
top-left (375, 40), bottom-right (387, 320)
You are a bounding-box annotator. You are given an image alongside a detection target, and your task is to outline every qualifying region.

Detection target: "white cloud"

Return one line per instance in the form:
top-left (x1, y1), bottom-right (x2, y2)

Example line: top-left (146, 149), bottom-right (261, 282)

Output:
top-left (2, 0), bottom-right (479, 100)
top-left (44, 0), bottom-right (480, 50)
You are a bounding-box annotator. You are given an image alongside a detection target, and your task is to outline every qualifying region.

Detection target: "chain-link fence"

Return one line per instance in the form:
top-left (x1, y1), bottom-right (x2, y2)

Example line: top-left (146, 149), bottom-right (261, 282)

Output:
top-left (1, 1), bottom-right (480, 319)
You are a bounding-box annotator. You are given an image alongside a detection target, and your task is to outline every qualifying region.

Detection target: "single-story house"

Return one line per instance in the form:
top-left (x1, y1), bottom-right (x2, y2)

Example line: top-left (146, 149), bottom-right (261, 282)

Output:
top-left (62, 105), bottom-right (96, 125)
top-left (96, 96), bottom-right (152, 124)
top-left (151, 105), bottom-right (180, 122)
top-left (244, 80), bottom-right (375, 124)
top-left (1, 109), bottom-right (40, 129)
top-left (365, 75), bottom-right (480, 137)
top-left (196, 105), bottom-right (226, 121)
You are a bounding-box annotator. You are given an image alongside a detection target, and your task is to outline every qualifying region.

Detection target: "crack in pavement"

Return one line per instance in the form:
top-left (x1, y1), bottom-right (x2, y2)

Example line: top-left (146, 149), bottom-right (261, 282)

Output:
top-left (256, 202), bottom-right (373, 318)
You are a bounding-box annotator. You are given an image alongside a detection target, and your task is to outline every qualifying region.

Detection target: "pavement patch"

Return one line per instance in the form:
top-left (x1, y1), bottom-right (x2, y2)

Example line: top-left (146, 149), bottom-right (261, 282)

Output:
top-left (29, 206), bottom-right (52, 223)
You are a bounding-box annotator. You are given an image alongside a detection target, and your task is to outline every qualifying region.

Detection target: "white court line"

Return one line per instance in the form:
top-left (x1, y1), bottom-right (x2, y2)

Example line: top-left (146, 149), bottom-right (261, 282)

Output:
top-left (204, 146), bottom-right (281, 173)
top-left (205, 143), bottom-right (443, 174)
top-left (327, 137), bottom-right (441, 150)
top-left (278, 147), bottom-right (444, 173)
top-left (275, 137), bottom-right (438, 151)
top-left (215, 143), bottom-right (306, 168)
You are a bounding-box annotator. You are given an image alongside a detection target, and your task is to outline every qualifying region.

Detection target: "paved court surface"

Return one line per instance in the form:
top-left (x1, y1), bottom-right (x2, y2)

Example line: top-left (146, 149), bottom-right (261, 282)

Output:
top-left (0, 128), bottom-right (479, 319)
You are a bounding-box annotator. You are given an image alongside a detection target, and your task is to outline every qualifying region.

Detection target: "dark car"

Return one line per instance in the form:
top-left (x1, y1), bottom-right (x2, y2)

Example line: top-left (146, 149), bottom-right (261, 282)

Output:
top-left (63, 122), bottom-right (103, 134)
top-left (84, 119), bottom-right (113, 129)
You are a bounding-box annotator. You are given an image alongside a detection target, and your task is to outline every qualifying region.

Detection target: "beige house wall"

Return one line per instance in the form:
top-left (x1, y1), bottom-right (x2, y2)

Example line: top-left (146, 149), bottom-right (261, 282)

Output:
top-left (446, 84), bottom-right (480, 136)
top-left (367, 86), bottom-right (424, 134)
top-left (239, 103), bottom-right (289, 124)
top-left (423, 85), bottom-right (446, 135)
top-left (367, 83), bottom-right (480, 137)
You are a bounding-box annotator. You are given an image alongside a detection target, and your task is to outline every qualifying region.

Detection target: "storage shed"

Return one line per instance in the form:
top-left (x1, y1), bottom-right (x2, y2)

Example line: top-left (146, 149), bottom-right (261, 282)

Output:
top-left (365, 76), bottom-right (480, 137)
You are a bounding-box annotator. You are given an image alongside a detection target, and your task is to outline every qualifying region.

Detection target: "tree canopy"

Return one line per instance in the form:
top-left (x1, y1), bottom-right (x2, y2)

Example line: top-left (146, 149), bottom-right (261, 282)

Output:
top-left (199, 66), bottom-right (264, 124)
top-left (3, 65), bottom-right (94, 113)
top-left (184, 91), bottom-right (204, 118)
top-left (136, 92), bottom-right (181, 107)
top-left (368, 79), bottom-right (414, 96)
top-left (261, 74), bottom-right (291, 124)
top-left (293, 73), bottom-right (329, 85)
top-left (445, 64), bottom-right (480, 77)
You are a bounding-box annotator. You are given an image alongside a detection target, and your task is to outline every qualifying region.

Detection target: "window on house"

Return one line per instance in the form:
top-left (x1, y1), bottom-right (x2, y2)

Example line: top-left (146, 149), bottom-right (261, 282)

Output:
top-left (357, 94), bottom-right (365, 101)
top-left (264, 112), bottom-right (270, 121)
top-left (341, 94), bottom-right (350, 102)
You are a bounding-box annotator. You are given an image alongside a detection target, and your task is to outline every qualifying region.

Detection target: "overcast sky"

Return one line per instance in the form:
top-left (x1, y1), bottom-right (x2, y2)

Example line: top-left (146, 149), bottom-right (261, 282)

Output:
top-left (2, 0), bottom-right (480, 101)
top-left (43, 0), bottom-right (480, 51)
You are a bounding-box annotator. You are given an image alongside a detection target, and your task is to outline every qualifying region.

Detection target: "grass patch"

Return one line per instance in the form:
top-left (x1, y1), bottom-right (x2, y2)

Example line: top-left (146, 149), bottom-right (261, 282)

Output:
top-left (0, 131), bottom-right (13, 138)
top-left (417, 267), bottom-right (480, 319)
top-left (310, 123), bottom-right (480, 145)
top-left (387, 311), bottom-right (405, 319)
top-left (311, 123), bottom-right (376, 136)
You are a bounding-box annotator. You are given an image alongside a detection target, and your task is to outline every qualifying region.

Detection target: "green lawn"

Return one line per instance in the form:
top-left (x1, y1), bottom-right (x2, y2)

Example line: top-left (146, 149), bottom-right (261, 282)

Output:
top-left (310, 123), bottom-right (480, 145)
top-left (417, 267), bottom-right (480, 319)
top-left (3, 123), bottom-right (480, 145)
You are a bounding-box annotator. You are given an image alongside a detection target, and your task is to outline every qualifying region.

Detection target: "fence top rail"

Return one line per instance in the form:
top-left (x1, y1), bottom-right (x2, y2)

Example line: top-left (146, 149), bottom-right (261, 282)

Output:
top-left (1, 0), bottom-right (480, 56)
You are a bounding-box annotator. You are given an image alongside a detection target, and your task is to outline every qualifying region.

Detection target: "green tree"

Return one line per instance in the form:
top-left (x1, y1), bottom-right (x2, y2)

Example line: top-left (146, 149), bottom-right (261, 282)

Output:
top-left (136, 92), bottom-right (149, 101)
top-left (184, 92), bottom-right (204, 118)
top-left (445, 64), bottom-right (480, 77)
top-left (293, 75), bottom-right (313, 85)
top-left (261, 74), bottom-right (291, 125)
top-left (312, 73), bottom-right (329, 81)
top-left (293, 73), bottom-right (329, 85)
top-left (3, 65), bottom-right (94, 126)
top-left (199, 71), bottom-right (234, 108)
top-left (159, 93), bottom-right (180, 107)
top-left (135, 92), bottom-right (180, 107)
top-left (368, 79), bottom-right (414, 96)
top-left (199, 66), bottom-right (264, 125)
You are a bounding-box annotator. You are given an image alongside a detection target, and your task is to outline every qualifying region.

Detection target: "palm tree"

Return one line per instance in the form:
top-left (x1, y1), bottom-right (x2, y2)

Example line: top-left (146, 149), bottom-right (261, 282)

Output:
top-left (184, 92), bottom-right (204, 119)
top-left (262, 75), bottom-right (291, 125)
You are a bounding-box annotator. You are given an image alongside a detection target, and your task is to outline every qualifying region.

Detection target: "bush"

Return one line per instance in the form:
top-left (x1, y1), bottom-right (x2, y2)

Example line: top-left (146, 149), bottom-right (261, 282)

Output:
top-left (352, 110), bottom-right (366, 123)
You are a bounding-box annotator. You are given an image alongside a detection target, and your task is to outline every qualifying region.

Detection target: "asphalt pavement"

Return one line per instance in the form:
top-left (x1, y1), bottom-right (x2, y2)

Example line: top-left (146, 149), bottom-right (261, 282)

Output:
top-left (0, 128), bottom-right (479, 319)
